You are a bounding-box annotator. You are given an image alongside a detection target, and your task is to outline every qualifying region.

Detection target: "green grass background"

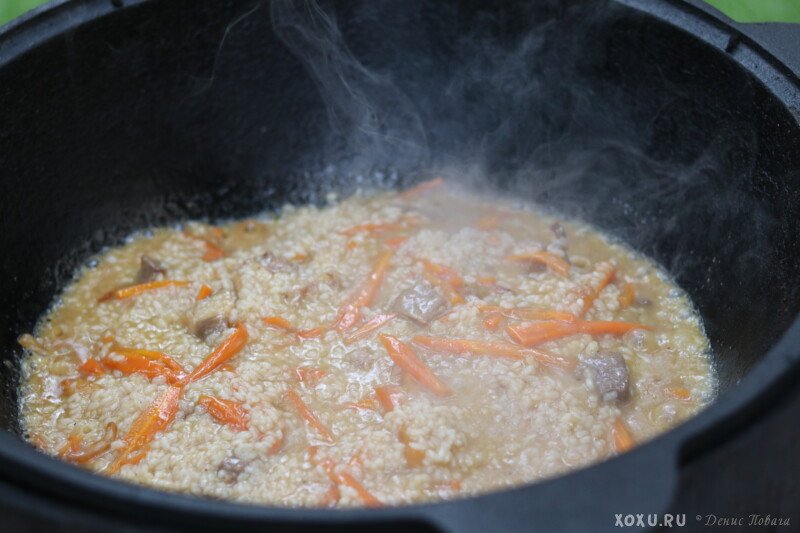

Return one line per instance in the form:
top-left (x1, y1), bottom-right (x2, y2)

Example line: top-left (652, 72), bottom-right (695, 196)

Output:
top-left (2, 0), bottom-right (799, 27)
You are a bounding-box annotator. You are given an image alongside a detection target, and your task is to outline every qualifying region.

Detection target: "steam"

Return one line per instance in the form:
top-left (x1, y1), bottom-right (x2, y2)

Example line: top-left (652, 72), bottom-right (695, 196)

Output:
top-left (271, 0), bottom-right (428, 172)
top-left (268, 0), bottom-right (772, 284)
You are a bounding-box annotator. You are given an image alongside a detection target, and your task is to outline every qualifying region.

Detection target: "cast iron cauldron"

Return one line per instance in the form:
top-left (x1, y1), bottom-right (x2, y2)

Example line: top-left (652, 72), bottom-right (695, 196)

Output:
top-left (0, 0), bottom-right (799, 531)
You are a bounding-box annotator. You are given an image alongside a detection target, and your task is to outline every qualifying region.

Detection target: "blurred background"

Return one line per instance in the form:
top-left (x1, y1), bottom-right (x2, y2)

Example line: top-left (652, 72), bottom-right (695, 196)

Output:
top-left (2, 0), bottom-right (799, 26)
top-left (1, 0), bottom-right (45, 25)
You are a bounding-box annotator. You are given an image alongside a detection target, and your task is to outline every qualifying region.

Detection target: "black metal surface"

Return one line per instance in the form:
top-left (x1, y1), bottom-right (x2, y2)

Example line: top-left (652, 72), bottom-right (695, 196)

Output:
top-left (0, 0), bottom-right (798, 531)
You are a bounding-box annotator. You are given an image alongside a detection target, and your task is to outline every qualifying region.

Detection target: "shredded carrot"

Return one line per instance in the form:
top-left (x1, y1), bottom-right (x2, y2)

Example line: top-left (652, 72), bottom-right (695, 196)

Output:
top-left (507, 319), bottom-right (651, 347)
top-left (199, 395), bottom-right (248, 431)
top-left (448, 480), bottom-right (462, 491)
top-left (577, 263), bottom-right (617, 317)
top-left (58, 434), bottom-right (82, 458)
top-left (412, 335), bottom-right (576, 371)
top-left (507, 251), bottom-right (571, 278)
top-left (317, 459), bottom-right (382, 507)
top-left (102, 352), bottom-right (185, 385)
top-left (482, 313), bottom-right (504, 331)
top-left (262, 316), bottom-right (296, 332)
top-left (618, 283), bottom-right (636, 309)
top-left (333, 249), bottom-right (393, 332)
top-left (345, 313), bottom-right (396, 344)
top-left (297, 326), bottom-right (328, 339)
top-left (374, 385), bottom-right (404, 412)
top-left (420, 259), bottom-right (465, 305)
top-left (477, 305), bottom-right (576, 323)
top-left (475, 276), bottom-right (498, 286)
top-left (107, 385), bottom-right (183, 474)
top-left (613, 418), bottom-right (635, 453)
top-left (399, 176), bottom-right (444, 199)
top-left (379, 334), bottom-right (450, 396)
top-left (59, 423), bottom-right (118, 465)
top-left (345, 240), bottom-right (358, 256)
top-left (78, 358), bottom-right (105, 376)
top-left (384, 236), bottom-right (408, 248)
top-left (666, 386), bottom-right (691, 400)
top-left (294, 366), bottom-right (327, 386)
top-left (98, 280), bottom-right (190, 302)
top-left (109, 346), bottom-right (185, 373)
top-left (196, 284), bottom-right (213, 301)
top-left (187, 323), bottom-right (249, 383)
top-left (320, 483), bottom-right (341, 507)
top-left (344, 397), bottom-right (379, 412)
top-left (398, 427), bottom-right (425, 467)
top-left (201, 239), bottom-right (225, 262)
top-left (285, 389), bottom-right (335, 443)
top-left (266, 430), bottom-right (285, 455)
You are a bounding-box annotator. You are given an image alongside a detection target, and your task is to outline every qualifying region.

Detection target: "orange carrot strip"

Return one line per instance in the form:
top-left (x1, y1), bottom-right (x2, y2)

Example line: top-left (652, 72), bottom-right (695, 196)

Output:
top-left (318, 460), bottom-right (382, 507)
top-left (333, 250), bottom-right (393, 332)
top-left (507, 320), bottom-right (651, 347)
top-left (199, 395), bottom-right (248, 431)
top-left (196, 284), bottom-right (213, 301)
top-left (379, 334), bottom-right (450, 396)
top-left (60, 423), bottom-right (118, 465)
top-left (412, 335), bottom-right (576, 371)
top-left (297, 326), bottom-right (328, 339)
top-left (482, 313), bottom-right (504, 331)
top-left (110, 347), bottom-right (185, 373)
top-left (374, 385), bottom-right (404, 412)
top-left (384, 236), bottom-right (408, 248)
top-left (344, 397), bottom-right (379, 412)
top-left (618, 283), bottom-right (636, 309)
top-left (262, 316), bottom-right (296, 332)
top-left (506, 251), bottom-right (570, 278)
top-left (187, 323), bottom-right (249, 383)
top-left (398, 427), bottom-right (425, 467)
top-left (420, 259), bottom-right (465, 305)
top-left (477, 305), bottom-right (576, 323)
top-left (98, 280), bottom-right (190, 302)
top-left (266, 430), bottom-right (285, 455)
top-left (578, 263), bottom-right (617, 317)
top-left (107, 385), bottom-right (183, 474)
top-left (201, 239), bottom-right (225, 262)
top-left (78, 358), bottom-right (105, 376)
top-left (285, 389), bottom-right (335, 444)
top-left (666, 386), bottom-right (691, 400)
top-left (103, 353), bottom-right (184, 385)
top-left (345, 313), bottom-right (397, 344)
top-left (613, 418), bottom-right (635, 453)
top-left (399, 176), bottom-right (445, 199)
top-left (294, 366), bottom-right (327, 386)
top-left (58, 434), bottom-right (82, 458)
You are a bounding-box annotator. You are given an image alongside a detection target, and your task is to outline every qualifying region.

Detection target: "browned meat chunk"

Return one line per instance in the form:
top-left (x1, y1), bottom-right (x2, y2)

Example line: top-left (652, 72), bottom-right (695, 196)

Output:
top-left (576, 352), bottom-right (630, 402)
top-left (194, 315), bottom-right (228, 343)
top-left (391, 281), bottom-right (447, 324)
top-left (135, 255), bottom-right (165, 283)
top-left (218, 456), bottom-right (247, 484)
top-left (260, 251), bottom-right (295, 273)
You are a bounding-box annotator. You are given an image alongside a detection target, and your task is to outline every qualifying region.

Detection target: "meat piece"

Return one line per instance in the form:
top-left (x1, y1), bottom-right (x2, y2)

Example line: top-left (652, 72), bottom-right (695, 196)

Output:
top-left (550, 222), bottom-right (567, 240)
top-left (391, 281), bottom-right (447, 324)
top-left (194, 315), bottom-right (228, 343)
top-left (135, 255), bottom-right (165, 283)
top-left (260, 251), bottom-right (296, 273)
top-left (576, 352), bottom-right (630, 403)
top-left (218, 456), bottom-right (247, 484)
